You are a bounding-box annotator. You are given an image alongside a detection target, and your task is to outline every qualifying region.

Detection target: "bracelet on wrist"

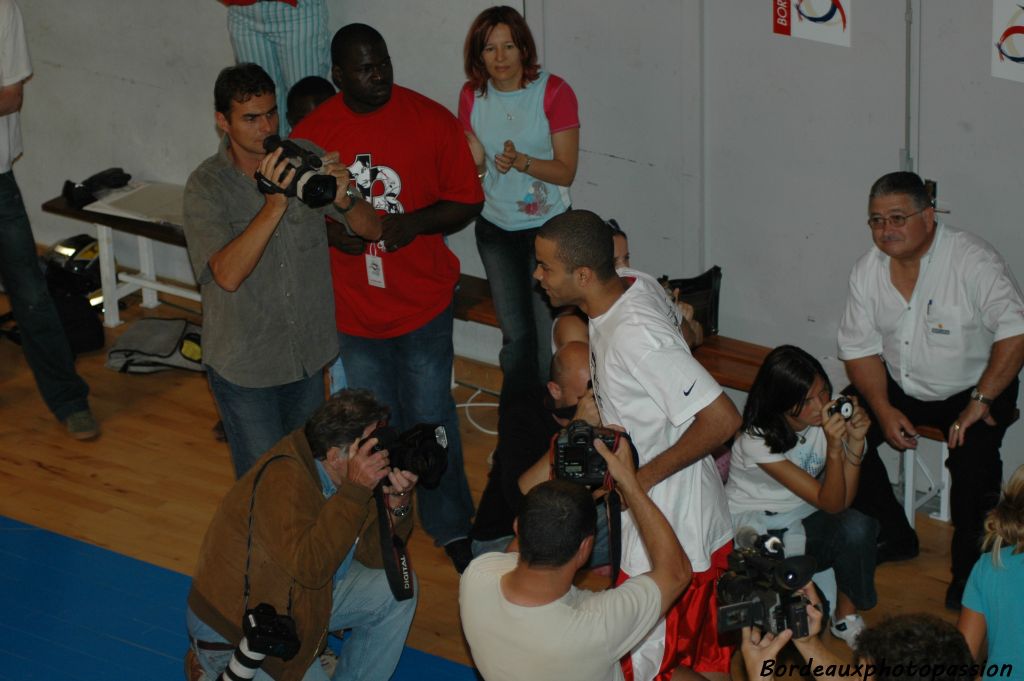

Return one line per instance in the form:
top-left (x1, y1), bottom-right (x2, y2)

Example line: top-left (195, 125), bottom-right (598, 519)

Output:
top-left (391, 503), bottom-right (412, 518)
top-left (522, 154), bottom-right (532, 173)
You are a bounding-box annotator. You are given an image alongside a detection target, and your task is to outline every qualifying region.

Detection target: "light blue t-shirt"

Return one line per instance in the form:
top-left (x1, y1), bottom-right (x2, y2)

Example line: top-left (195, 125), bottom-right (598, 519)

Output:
top-left (467, 71), bottom-right (574, 230)
top-left (963, 546), bottom-right (1024, 673)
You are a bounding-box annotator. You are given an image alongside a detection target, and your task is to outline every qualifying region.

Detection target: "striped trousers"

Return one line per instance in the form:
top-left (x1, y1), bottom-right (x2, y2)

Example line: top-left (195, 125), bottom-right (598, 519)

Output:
top-left (227, 0), bottom-right (330, 136)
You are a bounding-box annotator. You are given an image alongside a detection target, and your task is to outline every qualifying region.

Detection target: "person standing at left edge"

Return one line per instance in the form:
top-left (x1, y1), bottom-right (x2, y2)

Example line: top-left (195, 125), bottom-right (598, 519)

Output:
top-left (0, 0), bottom-right (97, 439)
top-left (292, 24), bottom-right (484, 572)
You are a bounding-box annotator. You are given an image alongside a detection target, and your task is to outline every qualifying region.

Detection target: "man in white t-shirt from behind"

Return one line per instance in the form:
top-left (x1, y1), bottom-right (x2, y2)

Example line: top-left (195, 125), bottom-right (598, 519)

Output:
top-left (533, 209), bottom-right (741, 681)
top-left (460, 433), bottom-right (691, 681)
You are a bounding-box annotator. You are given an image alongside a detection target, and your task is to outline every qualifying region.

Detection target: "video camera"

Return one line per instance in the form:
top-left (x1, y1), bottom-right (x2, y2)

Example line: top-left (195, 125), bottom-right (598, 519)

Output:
top-left (257, 135), bottom-right (337, 208)
top-left (553, 420), bottom-right (634, 487)
top-left (716, 528), bottom-right (817, 637)
top-left (361, 424), bottom-right (449, 489)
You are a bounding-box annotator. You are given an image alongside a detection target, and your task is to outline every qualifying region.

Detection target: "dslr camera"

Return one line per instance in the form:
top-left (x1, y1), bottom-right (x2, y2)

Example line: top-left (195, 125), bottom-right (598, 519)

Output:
top-left (361, 424), bottom-right (449, 489)
top-left (553, 420), bottom-right (629, 487)
top-left (827, 395), bottom-right (854, 421)
top-left (716, 529), bottom-right (817, 637)
top-left (257, 135), bottom-right (337, 208)
top-left (219, 603), bottom-right (300, 680)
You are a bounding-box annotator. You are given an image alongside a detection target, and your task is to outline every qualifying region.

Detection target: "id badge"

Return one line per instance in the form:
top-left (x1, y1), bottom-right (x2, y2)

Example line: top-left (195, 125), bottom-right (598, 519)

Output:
top-left (365, 253), bottom-right (386, 288)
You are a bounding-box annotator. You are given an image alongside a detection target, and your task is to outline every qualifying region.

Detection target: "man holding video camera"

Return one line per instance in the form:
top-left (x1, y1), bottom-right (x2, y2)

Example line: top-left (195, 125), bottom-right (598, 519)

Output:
top-left (186, 388), bottom-right (418, 681)
top-left (183, 63), bottom-right (381, 478)
top-left (460, 431), bottom-right (691, 681)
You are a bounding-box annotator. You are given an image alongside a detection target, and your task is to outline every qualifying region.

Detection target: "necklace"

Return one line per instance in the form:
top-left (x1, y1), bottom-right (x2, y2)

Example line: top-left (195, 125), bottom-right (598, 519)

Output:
top-left (492, 84), bottom-right (522, 121)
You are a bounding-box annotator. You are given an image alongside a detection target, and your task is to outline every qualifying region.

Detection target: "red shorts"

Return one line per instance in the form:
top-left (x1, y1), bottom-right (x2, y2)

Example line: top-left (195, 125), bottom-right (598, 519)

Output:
top-left (618, 541), bottom-right (734, 681)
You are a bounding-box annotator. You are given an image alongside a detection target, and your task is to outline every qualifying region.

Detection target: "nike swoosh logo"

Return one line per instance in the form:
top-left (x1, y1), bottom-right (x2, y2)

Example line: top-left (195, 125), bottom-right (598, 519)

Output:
top-left (682, 380), bottom-right (697, 396)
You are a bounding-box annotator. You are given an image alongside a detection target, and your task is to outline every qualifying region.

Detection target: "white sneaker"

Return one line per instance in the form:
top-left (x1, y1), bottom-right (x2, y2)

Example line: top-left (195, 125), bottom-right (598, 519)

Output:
top-left (320, 647), bottom-right (339, 676)
top-left (831, 614), bottom-right (864, 647)
top-left (830, 613), bottom-right (866, 647)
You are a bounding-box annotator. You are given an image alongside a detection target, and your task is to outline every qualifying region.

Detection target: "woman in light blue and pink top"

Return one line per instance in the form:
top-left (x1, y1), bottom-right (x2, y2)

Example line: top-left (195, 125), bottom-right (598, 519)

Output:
top-left (459, 5), bottom-right (580, 410)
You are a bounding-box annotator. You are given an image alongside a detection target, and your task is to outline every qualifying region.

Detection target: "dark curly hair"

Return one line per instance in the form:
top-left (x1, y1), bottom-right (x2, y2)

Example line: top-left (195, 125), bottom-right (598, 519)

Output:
top-left (214, 63), bottom-right (275, 116)
top-left (304, 388), bottom-right (389, 460)
top-left (854, 614), bottom-right (974, 680)
top-left (518, 480), bottom-right (596, 567)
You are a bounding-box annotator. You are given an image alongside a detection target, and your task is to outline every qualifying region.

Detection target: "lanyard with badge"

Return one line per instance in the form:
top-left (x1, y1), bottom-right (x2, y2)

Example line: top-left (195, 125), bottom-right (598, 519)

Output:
top-left (366, 241), bottom-right (386, 288)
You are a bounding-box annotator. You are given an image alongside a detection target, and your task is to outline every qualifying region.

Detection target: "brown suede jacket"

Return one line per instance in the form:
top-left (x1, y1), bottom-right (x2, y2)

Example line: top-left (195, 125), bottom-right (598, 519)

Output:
top-left (188, 428), bottom-right (414, 681)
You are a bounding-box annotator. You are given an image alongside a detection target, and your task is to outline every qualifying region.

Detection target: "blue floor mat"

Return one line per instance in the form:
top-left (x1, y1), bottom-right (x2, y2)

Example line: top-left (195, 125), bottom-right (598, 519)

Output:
top-left (0, 516), bottom-right (475, 680)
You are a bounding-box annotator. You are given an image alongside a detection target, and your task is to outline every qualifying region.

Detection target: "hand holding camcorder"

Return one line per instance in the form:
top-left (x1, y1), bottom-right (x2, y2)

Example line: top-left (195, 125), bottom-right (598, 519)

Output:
top-left (256, 135), bottom-right (338, 208)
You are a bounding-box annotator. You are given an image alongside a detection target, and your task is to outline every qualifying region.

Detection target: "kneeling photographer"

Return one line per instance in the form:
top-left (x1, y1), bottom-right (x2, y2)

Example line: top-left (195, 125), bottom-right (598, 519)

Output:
top-left (186, 389), bottom-right (418, 681)
top-left (460, 428), bottom-right (692, 681)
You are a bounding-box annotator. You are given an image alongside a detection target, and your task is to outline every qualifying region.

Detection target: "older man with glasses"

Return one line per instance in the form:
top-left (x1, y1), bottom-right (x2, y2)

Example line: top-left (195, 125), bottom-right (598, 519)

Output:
top-left (837, 170), bottom-right (1024, 610)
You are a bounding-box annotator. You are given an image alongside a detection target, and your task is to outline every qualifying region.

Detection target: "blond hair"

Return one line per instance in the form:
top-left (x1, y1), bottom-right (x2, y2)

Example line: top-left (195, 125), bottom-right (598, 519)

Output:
top-left (982, 464), bottom-right (1024, 567)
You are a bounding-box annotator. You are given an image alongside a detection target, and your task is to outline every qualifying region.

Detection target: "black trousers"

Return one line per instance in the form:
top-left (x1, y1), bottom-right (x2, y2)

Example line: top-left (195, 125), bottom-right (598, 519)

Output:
top-left (847, 371), bottom-right (1017, 583)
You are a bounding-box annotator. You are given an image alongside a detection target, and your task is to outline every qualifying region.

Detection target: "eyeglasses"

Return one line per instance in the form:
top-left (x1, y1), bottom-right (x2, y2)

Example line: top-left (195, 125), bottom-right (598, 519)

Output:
top-left (866, 209), bottom-right (925, 229)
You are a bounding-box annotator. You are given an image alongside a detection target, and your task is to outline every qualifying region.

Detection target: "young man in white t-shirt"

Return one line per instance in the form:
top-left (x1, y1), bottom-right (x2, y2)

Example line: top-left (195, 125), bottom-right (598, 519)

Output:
top-left (460, 432), bottom-right (691, 681)
top-left (532, 209), bottom-right (741, 681)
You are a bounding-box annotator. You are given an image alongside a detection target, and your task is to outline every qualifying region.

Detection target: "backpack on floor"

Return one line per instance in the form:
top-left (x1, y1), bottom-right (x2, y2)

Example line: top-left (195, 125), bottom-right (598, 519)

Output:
top-left (105, 318), bottom-right (203, 374)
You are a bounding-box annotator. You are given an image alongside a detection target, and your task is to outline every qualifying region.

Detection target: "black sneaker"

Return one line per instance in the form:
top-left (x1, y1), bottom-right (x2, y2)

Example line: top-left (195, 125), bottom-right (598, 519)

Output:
top-left (444, 537), bottom-right (474, 574)
top-left (876, 531), bottom-right (919, 564)
top-left (945, 579), bottom-right (966, 611)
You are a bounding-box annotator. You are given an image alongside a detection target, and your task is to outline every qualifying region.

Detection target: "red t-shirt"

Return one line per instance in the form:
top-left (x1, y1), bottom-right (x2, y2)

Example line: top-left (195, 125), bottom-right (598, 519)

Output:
top-left (291, 86), bottom-right (483, 338)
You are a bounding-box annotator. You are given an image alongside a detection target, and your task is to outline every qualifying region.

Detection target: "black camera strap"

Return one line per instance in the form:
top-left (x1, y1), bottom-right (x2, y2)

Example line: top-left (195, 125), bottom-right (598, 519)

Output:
top-left (373, 484), bottom-right (415, 601)
top-left (606, 490), bottom-right (624, 586)
top-left (244, 455), bottom-right (295, 615)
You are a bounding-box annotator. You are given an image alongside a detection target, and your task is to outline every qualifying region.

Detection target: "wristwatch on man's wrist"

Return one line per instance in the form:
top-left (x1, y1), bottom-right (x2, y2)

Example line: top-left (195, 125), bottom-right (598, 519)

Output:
top-left (338, 185), bottom-right (361, 213)
top-left (970, 388), bottom-right (993, 406)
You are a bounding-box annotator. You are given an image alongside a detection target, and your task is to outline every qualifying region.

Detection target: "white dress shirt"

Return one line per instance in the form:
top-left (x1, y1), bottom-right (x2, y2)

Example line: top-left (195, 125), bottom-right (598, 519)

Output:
top-left (838, 223), bottom-right (1024, 401)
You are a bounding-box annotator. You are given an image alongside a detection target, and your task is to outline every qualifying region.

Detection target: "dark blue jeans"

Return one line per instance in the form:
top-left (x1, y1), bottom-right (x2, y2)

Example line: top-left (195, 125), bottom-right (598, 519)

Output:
top-left (338, 303), bottom-right (474, 546)
top-left (803, 508), bottom-right (879, 610)
top-left (475, 216), bottom-right (554, 407)
top-left (0, 171), bottom-right (89, 421)
top-left (206, 366), bottom-right (325, 477)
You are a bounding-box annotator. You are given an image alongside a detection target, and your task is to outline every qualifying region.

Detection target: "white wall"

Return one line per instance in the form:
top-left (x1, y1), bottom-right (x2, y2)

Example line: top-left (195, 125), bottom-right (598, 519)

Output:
top-left (14, 1), bottom-right (1024, 476)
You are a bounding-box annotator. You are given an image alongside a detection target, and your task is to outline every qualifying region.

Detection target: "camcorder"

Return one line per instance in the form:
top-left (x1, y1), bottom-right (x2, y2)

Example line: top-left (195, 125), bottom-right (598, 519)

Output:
top-left (220, 603), bottom-right (300, 680)
top-left (361, 424), bottom-right (449, 489)
top-left (827, 395), bottom-right (854, 420)
top-left (716, 529), bottom-right (817, 638)
top-left (257, 135), bottom-right (337, 208)
top-left (553, 420), bottom-right (634, 487)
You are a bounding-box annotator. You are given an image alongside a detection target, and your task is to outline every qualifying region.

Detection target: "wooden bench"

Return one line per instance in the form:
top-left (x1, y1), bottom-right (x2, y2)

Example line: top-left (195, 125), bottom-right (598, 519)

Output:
top-left (42, 194), bottom-right (198, 328)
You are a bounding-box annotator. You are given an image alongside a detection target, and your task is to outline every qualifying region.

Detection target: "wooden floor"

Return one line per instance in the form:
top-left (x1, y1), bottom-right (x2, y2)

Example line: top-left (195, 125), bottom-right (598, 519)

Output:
top-left (0, 293), bottom-right (961, 676)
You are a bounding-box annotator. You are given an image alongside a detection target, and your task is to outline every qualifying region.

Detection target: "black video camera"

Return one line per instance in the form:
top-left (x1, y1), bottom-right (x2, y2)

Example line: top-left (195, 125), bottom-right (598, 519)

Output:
top-left (827, 395), bottom-right (854, 420)
top-left (361, 424), bottom-right (449, 489)
top-left (257, 135), bottom-right (337, 208)
top-left (553, 420), bottom-right (630, 487)
top-left (716, 530), bottom-right (817, 637)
